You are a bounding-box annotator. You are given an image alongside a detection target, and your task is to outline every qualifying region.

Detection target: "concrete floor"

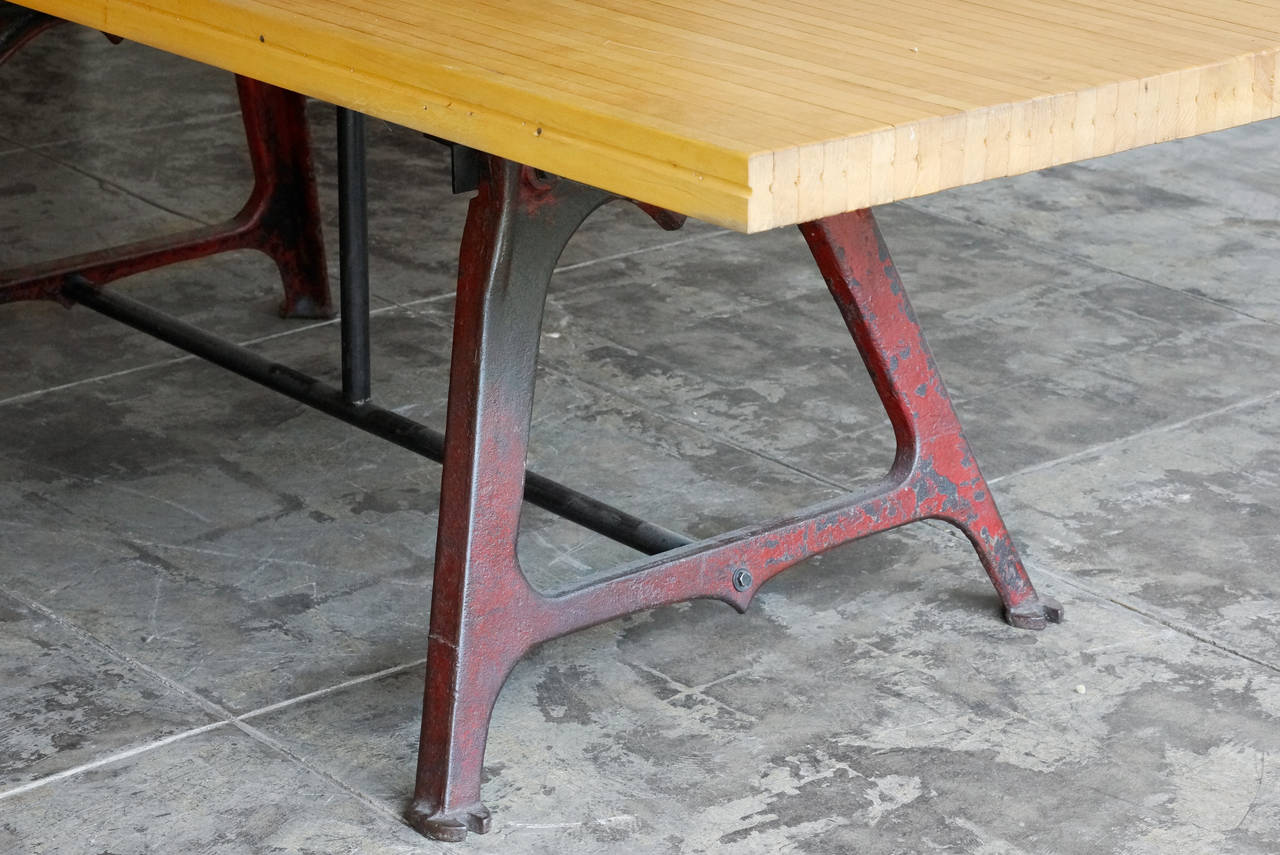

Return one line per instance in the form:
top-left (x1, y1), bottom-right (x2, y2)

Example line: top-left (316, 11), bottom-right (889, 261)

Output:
top-left (3, 26), bottom-right (1280, 855)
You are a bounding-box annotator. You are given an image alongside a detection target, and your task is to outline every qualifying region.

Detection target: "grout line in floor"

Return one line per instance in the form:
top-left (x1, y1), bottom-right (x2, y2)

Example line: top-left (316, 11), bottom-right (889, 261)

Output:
top-left (536, 360), bottom-right (862, 498)
top-left (553, 228), bottom-right (731, 274)
top-left (987, 387), bottom-right (1280, 486)
top-left (0, 310), bottom-right (360, 408)
top-left (229, 719), bottom-right (414, 830)
top-left (22, 143), bottom-right (220, 227)
top-left (1030, 563), bottom-right (1280, 675)
top-left (1, 224), bottom-right (729, 408)
top-left (0, 581), bottom-right (430, 807)
top-left (898, 197), bottom-right (1280, 330)
top-left (0, 720), bottom-right (230, 803)
top-left (235, 658), bottom-right (427, 723)
top-left (911, 516), bottom-right (1280, 681)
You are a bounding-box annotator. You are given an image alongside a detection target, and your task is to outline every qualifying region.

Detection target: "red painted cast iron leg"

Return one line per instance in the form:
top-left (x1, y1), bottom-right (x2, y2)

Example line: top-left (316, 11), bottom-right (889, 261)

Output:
top-left (406, 160), bottom-right (615, 841)
top-left (233, 76), bottom-right (332, 318)
top-left (0, 49), bottom-right (331, 317)
top-left (407, 163), bottom-right (1060, 840)
top-left (800, 210), bottom-right (1062, 628)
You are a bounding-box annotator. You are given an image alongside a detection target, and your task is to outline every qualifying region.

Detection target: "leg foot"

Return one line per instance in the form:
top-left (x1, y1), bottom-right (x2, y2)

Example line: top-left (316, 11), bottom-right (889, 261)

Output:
top-left (1005, 595), bottom-right (1064, 630)
top-left (405, 801), bottom-right (492, 842)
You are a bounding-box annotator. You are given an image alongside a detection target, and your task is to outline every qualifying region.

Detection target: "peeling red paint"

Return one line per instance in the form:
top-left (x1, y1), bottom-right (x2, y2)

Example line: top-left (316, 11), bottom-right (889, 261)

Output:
top-left (407, 167), bottom-right (1060, 841)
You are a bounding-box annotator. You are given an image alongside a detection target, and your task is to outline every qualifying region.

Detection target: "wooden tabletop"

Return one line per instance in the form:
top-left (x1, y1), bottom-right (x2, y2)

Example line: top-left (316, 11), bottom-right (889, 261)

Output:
top-left (21, 0), bottom-right (1280, 232)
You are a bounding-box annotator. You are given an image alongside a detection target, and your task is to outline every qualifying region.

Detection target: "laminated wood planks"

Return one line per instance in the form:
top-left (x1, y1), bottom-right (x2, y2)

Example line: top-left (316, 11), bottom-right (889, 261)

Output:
top-left (21, 0), bottom-right (1280, 231)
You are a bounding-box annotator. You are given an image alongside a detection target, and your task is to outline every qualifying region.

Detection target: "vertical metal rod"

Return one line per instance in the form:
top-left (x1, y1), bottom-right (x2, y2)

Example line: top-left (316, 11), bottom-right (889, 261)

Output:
top-left (337, 106), bottom-right (371, 404)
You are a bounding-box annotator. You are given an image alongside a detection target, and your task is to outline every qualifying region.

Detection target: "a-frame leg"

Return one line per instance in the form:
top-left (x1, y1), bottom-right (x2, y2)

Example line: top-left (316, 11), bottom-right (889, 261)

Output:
top-left (0, 59), bottom-right (332, 318)
top-left (406, 161), bottom-right (1060, 841)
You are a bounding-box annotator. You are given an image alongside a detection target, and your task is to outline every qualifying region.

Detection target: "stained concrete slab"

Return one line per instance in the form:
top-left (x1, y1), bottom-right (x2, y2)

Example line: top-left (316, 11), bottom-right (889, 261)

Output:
top-left (252, 531), bottom-right (1280, 854)
top-left (4, 15), bottom-right (1280, 855)
top-left (0, 727), bottom-right (435, 853)
top-left (909, 146), bottom-right (1280, 324)
top-left (0, 589), bottom-right (214, 789)
top-left (0, 26), bottom-right (239, 148)
top-left (1000, 395), bottom-right (1280, 667)
top-left (0, 304), bottom-right (844, 713)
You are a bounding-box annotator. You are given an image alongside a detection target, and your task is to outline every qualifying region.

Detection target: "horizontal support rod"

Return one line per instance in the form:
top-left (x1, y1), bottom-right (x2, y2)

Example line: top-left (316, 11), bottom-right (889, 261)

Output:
top-left (62, 278), bottom-right (691, 557)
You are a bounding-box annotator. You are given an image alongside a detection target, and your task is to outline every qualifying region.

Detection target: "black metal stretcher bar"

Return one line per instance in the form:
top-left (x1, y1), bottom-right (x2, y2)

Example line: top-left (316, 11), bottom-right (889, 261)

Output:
top-left (2, 16), bottom-right (1060, 836)
top-left (61, 275), bottom-right (692, 556)
top-left (56, 108), bottom-right (691, 558)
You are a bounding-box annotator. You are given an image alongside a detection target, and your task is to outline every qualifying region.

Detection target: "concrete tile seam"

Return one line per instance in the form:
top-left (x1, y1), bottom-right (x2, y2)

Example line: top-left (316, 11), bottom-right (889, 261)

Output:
top-left (900, 198), bottom-right (1280, 330)
top-left (1032, 564), bottom-right (1280, 675)
top-left (1, 585), bottom-right (235, 720)
top-left (0, 720), bottom-right (229, 803)
top-left (4, 581), bottom-right (432, 730)
top-left (1076, 155), bottom-right (1279, 229)
top-left (128, 538), bottom-right (333, 571)
top-left (851, 705), bottom-right (1040, 745)
top-left (916, 512), bottom-right (1280, 676)
top-left (24, 144), bottom-right (217, 227)
top-left (987, 387), bottom-right (1280, 487)
top-left (117, 483), bottom-right (215, 525)
top-left (227, 718), bottom-right (411, 830)
top-left (1, 526), bottom-right (333, 579)
top-left (503, 816), bottom-right (639, 833)
top-left (359, 229), bottom-right (733, 317)
top-left (529, 530), bottom-right (596, 573)
top-left (659, 667), bottom-right (757, 704)
top-left (537, 360), bottom-right (858, 495)
top-left (1, 453), bottom-right (240, 529)
top-left (367, 289), bottom-right (458, 322)
top-left (1235, 762), bottom-right (1268, 833)
top-left (234, 657), bottom-right (428, 723)
top-left (551, 227), bottom-right (731, 274)
top-left (628, 662), bottom-right (760, 721)
top-left (0, 353), bottom-right (201, 408)
top-left (0, 714), bottom-right (417, 833)
top-left (0, 583), bottom-right (434, 801)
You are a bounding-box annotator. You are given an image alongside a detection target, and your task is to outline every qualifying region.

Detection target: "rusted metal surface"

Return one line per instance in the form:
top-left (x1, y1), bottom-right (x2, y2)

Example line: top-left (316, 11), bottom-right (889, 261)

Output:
top-left (407, 159), bottom-right (616, 842)
top-left (800, 211), bottom-right (1063, 629)
top-left (0, 69), bottom-right (331, 318)
top-left (406, 159), bottom-right (1060, 842)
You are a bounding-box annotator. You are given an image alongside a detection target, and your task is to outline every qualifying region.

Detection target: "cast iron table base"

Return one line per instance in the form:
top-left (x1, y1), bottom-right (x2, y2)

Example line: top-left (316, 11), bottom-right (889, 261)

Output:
top-left (0, 5), bottom-right (331, 318)
top-left (0, 22), bottom-right (1061, 839)
top-left (403, 157), bottom-right (1062, 840)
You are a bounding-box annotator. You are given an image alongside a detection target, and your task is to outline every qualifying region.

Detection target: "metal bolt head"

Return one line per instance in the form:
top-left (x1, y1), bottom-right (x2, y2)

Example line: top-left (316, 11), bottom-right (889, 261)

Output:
top-left (732, 568), bottom-right (752, 592)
